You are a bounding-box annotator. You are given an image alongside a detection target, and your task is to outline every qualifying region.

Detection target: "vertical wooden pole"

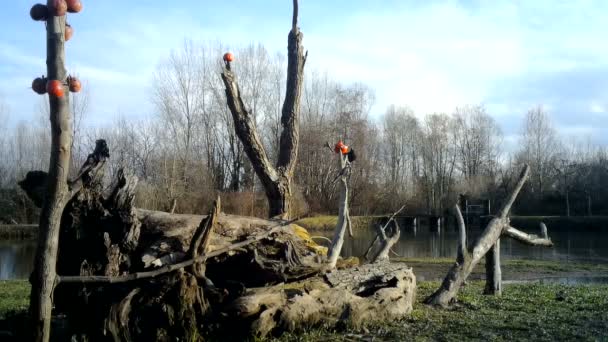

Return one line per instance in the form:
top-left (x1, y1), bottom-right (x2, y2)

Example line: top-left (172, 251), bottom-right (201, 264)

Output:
top-left (30, 3), bottom-right (72, 341)
top-left (327, 153), bottom-right (349, 269)
top-left (484, 238), bottom-right (502, 296)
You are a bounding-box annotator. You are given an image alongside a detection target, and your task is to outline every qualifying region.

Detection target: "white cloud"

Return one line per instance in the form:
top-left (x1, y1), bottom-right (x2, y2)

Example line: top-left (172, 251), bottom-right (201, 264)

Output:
top-left (2, 0), bottom-right (608, 146)
top-left (589, 102), bottom-right (605, 114)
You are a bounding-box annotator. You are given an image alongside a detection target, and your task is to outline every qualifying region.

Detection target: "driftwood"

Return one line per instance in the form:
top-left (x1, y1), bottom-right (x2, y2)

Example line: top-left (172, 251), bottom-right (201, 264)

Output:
top-left (425, 165), bottom-right (554, 306)
top-left (364, 205), bottom-right (405, 263)
top-left (20, 139), bottom-right (416, 340)
top-left (327, 153), bottom-right (351, 269)
top-left (225, 263), bottom-right (415, 337)
top-left (373, 221), bottom-right (401, 263)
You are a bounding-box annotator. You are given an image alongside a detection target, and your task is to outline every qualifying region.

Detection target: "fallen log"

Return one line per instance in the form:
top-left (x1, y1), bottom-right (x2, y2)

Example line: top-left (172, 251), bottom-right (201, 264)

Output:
top-left (224, 262), bottom-right (416, 338)
top-left (19, 140), bottom-right (416, 341)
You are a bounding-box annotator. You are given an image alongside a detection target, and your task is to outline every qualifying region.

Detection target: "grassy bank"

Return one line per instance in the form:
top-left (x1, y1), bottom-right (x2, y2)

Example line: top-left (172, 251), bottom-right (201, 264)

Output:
top-left (296, 215), bottom-right (378, 230)
top-left (0, 281), bottom-right (29, 319)
top-left (397, 258), bottom-right (608, 282)
top-left (272, 281), bottom-right (608, 341)
top-left (3, 260), bottom-right (608, 341)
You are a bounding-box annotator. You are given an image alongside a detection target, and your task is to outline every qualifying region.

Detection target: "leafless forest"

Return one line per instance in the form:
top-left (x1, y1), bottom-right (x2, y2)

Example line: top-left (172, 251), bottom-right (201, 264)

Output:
top-left (1, 42), bottom-right (607, 222)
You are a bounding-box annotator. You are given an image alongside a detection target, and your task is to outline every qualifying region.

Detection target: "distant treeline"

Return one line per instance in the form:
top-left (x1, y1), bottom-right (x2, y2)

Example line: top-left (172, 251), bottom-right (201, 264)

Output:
top-left (1, 42), bottom-right (608, 224)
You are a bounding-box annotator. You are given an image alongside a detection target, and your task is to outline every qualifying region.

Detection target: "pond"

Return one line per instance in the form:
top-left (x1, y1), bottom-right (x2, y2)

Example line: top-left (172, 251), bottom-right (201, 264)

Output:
top-left (2, 222), bottom-right (608, 280)
top-left (0, 239), bottom-right (36, 280)
top-left (312, 221), bottom-right (608, 263)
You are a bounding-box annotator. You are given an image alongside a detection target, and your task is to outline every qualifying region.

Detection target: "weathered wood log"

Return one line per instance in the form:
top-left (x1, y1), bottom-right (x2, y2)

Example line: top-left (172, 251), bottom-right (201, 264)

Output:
top-left (223, 262), bottom-right (416, 338)
top-left (425, 165), bottom-right (530, 306)
top-left (484, 239), bottom-right (501, 296)
top-left (327, 153), bottom-right (350, 269)
top-left (426, 165), bottom-right (556, 306)
top-left (364, 206), bottom-right (405, 263)
top-left (368, 221), bottom-right (401, 263)
top-left (503, 222), bottom-right (553, 246)
top-left (363, 205), bottom-right (406, 262)
top-left (21, 139), bottom-right (415, 340)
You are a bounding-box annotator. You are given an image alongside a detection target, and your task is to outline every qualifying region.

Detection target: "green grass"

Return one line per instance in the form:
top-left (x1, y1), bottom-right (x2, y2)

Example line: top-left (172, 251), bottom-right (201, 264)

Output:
top-left (269, 281), bottom-right (608, 341)
top-left (4, 263), bottom-right (608, 341)
top-left (0, 280), bottom-right (30, 319)
top-left (395, 257), bottom-right (608, 272)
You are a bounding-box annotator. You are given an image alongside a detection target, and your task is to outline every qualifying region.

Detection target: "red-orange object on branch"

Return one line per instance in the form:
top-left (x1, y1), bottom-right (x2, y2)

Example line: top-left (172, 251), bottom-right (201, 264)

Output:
top-left (68, 76), bottom-right (81, 92)
top-left (65, 24), bottom-right (73, 41)
top-left (52, 0), bottom-right (67, 16)
top-left (46, 80), bottom-right (64, 98)
top-left (66, 0), bottom-right (83, 13)
top-left (334, 141), bottom-right (344, 153)
top-left (340, 145), bottom-right (349, 155)
top-left (223, 52), bottom-right (235, 62)
top-left (334, 141), bottom-right (350, 155)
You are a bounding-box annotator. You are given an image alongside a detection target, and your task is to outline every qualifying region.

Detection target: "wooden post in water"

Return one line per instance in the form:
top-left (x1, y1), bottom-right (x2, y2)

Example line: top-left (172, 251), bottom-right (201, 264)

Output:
top-left (412, 217), bottom-right (417, 236)
top-left (483, 196), bottom-right (502, 295)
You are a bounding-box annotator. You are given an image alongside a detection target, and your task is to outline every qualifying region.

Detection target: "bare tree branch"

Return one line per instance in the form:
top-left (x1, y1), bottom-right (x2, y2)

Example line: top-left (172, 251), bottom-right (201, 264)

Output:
top-left (453, 204), bottom-right (467, 262)
top-left (57, 218), bottom-right (297, 284)
top-left (503, 224), bottom-right (553, 247)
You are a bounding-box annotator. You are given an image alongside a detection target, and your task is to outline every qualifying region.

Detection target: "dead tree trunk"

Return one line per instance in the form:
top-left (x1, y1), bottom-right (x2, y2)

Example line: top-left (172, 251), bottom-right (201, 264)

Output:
top-left (484, 239), bottom-right (501, 295)
top-left (30, 5), bottom-right (72, 342)
top-left (220, 0), bottom-right (306, 219)
top-left (425, 165), bottom-right (555, 306)
top-left (364, 206), bottom-right (405, 263)
top-left (327, 154), bottom-right (350, 269)
top-left (369, 221), bottom-right (401, 263)
top-left (425, 165), bottom-right (529, 306)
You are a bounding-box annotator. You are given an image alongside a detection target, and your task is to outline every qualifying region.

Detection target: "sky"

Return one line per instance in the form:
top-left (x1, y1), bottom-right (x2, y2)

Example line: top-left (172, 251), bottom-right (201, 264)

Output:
top-left (1, 0), bottom-right (607, 149)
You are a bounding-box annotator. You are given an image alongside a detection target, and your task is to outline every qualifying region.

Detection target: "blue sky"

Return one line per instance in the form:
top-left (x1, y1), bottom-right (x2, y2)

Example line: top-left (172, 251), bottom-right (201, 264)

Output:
top-left (1, 1), bottom-right (607, 148)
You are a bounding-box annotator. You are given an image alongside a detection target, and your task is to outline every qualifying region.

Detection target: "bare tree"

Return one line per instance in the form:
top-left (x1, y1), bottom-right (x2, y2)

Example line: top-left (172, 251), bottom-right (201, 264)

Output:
top-left (519, 106), bottom-right (559, 197)
top-left (0, 98), bottom-right (9, 186)
top-left (419, 114), bottom-right (457, 215)
top-left (381, 105), bottom-right (420, 200)
top-left (221, 0), bottom-right (306, 219)
top-left (452, 105), bottom-right (502, 186)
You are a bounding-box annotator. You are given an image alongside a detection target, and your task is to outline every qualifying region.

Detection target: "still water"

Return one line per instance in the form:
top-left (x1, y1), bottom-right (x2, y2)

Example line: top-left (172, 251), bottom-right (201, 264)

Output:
top-left (315, 223), bottom-right (608, 263)
top-left (0, 239), bottom-right (36, 280)
top-left (1, 223), bottom-right (608, 280)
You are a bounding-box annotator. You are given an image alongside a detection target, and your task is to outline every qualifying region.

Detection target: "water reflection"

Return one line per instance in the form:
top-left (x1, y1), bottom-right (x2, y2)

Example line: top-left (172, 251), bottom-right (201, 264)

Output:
top-left (319, 223), bottom-right (608, 263)
top-left (0, 240), bottom-right (36, 280)
top-left (2, 222), bottom-right (608, 280)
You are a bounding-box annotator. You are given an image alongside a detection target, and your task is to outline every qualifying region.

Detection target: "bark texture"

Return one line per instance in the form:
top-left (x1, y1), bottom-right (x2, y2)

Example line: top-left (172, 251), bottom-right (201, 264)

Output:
top-left (483, 239), bottom-right (501, 296)
top-left (426, 165), bottom-right (556, 306)
top-left (220, 0), bottom-right (306, 219)
top-left (225, 263), bottom-right (415, 338)
top-left (30, 7), bottom-right (72, 342)
top-left (424, 165), bottom-right (530, 306)
top-left (327, 153), bottom-right (350, 269)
